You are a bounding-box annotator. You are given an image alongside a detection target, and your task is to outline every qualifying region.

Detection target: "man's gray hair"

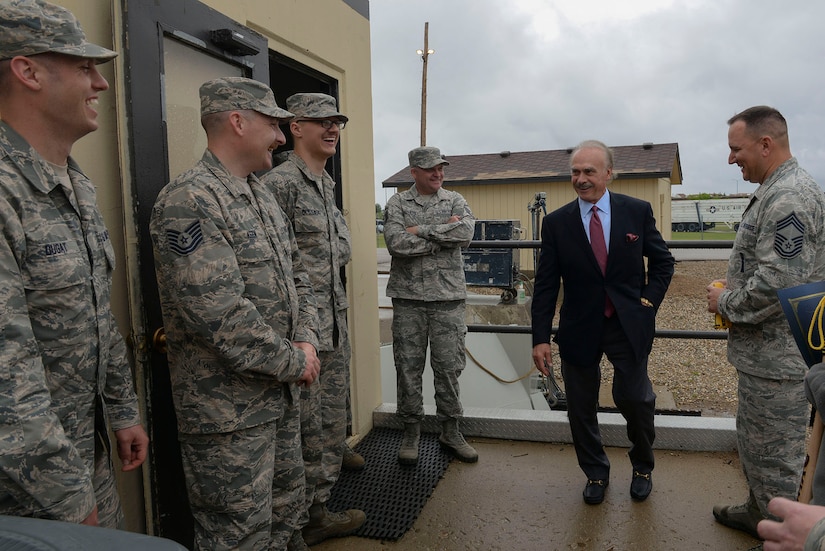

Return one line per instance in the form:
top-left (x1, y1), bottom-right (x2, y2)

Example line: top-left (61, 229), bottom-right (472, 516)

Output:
top-left (570, 139), bottom-right (614, 178)
top-left (571, 140), bottom-right (614, 169)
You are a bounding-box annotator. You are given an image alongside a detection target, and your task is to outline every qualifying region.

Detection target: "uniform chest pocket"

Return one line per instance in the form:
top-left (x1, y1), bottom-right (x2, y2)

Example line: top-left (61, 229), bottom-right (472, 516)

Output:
top-left (21, 237), bottom-right (89, 290)
top-left (85, 221), bottom-right (117, 273)
top-left (294, 210), bottom-right (327, 234)
top-left (21, 237), bottom-right (93, 346)
top-left (430, 207), bottom-right (453, 222)
top-left (229, 224), bottom-right (278, 265)
top-left (732, 214), bottom-right (758, 274)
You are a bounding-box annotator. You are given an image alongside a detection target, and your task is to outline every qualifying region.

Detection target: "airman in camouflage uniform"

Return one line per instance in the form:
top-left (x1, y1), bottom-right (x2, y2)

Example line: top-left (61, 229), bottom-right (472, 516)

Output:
top-left (0, 0), bottom-right (148, 529)
top-left (384, 146), bottom-right (479, 465)
top-left (262, 93), bottom-right (365, 546)
top-left (150, 77), bottom-right (321, 551)
top-left (708, 106), bottom-right (825, 539)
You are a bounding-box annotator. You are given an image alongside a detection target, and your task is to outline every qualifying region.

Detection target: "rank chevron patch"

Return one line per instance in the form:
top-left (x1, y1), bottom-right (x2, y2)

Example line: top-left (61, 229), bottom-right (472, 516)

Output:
top-left (167, 220), bottom-right (204, 256)
top-left (774, 212), bottom-right (804, 259)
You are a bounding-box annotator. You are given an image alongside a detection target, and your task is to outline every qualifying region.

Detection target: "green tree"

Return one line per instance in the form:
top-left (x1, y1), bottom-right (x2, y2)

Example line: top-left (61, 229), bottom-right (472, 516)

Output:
top-left (375, 203), bottom-right (383, 219)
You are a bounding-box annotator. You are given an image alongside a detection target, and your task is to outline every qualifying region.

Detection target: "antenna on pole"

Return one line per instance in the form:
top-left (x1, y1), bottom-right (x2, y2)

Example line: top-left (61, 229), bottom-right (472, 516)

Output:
top-left (416, 22), bottom-right (434, 147)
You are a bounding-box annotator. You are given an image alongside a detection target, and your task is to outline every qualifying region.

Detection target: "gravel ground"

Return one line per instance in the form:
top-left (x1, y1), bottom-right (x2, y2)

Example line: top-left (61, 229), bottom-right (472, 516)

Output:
top-left (647, 260), bottom-right (735, 417)
top-left (538, 259), bottom-right (737, 417)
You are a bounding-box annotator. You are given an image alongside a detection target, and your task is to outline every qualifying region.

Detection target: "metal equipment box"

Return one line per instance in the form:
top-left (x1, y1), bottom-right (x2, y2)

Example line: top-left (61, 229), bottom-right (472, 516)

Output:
top-left (463, 220), bottom-right (520, 288)
top-left (472, 219), bottom-right (521, 241)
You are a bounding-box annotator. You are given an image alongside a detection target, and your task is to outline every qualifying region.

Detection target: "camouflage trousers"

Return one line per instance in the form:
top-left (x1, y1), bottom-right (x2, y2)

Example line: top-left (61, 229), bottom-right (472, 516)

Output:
top-left (94, 428), bottom-right (125, 529)
top-left (298, 379), bottom-right (321, 527)
top-left (299, 336), bottom-right (351, 515)
top-left (392, 299), bottom-right (466, 424)
top-left (179, 398), bottom-right (304, 551)
top-left (0, 426), bottom-right (122, 528)
top-left (736, 370), bottom-right (808, 517)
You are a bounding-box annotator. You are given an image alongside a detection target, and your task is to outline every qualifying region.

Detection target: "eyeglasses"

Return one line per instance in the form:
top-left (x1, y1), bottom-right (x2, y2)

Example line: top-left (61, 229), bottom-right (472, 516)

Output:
top-left (295, 119), bottom-right (346, 130)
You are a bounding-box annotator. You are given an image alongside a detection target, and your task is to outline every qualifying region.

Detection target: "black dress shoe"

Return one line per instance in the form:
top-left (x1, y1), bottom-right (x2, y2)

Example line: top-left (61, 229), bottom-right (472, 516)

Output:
top-left (630, 471), bottom-right (652, 501)
top-left (583, 479), bottom-right (608, 505)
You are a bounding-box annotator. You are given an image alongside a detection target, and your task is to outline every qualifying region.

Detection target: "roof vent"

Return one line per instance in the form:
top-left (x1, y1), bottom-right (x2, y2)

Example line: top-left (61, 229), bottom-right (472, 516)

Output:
top-left (499, 151), bottom-right (511, 157)
top-left (565, 147), bottom-right (573, 154)
top-left (642, 142), bottom-right (654, 150)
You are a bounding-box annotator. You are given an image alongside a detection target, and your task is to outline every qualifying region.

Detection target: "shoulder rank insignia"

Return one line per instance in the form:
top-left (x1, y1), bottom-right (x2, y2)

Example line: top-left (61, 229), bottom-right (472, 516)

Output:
top-left (774, 212), bottom-right (804, 259)
top-left (167, 220), bottom-right (204, 256)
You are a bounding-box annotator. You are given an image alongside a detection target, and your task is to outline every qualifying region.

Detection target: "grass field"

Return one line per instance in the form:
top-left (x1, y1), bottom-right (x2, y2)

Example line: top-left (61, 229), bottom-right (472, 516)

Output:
top-left (376, 233), bottom-right (386, 248)
top-left (669, 230), bottom-right (737, 241)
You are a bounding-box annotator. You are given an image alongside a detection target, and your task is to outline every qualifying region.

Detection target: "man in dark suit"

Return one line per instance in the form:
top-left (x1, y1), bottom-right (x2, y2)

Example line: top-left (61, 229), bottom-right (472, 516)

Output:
top-left (531, 140), bottom-right (674, 505)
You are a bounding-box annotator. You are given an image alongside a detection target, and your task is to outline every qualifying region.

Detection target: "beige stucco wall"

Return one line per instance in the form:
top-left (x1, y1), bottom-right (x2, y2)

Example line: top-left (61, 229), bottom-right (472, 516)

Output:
top-left (53, 0), bottom-right (377, 533)
top-left (452, 177), bottom-right (673, 274)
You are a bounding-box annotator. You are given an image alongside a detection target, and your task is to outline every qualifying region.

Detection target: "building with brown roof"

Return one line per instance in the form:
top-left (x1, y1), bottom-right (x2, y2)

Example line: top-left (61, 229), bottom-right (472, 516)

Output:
top-left (382, 142), bottom-right (682, 272)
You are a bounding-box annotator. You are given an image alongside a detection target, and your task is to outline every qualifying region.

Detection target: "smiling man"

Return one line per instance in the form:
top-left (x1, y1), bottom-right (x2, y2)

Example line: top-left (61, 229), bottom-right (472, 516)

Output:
top-left (384, 146), bottom-right (478, 467)
top-left (262, 93), bottom-right (365, 549)
top-left (707, 106), bottom-right (825, 539)
top-left (531, 139), bottom-right (674, 506)
top-left (0, 0), bottom-right (148, 530)
top-left (150, 77), bottom-right (321, 550)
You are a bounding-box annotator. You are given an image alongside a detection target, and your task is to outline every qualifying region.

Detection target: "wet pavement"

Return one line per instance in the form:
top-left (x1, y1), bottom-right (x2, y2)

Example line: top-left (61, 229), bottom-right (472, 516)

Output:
top-left (315, 438), bottom-right (758, 550)
top-left (340, 247), bottom-right (760, 550)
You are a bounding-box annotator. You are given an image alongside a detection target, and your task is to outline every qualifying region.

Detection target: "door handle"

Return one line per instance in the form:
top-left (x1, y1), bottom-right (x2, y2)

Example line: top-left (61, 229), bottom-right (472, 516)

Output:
top-left (152, 327), bottom-right (168, 354)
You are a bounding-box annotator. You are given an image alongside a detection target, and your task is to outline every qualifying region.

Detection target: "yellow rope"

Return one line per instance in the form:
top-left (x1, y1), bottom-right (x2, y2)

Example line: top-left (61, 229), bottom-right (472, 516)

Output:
top-left (464, 345), bottom-right (536, 384)
top-left (808, 296), bottom-right (825, 351)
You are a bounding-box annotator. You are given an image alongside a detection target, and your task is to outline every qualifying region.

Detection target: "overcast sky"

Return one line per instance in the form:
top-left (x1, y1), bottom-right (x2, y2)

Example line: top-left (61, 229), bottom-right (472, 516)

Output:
top-left (369, 0), bottom-right (825, 206)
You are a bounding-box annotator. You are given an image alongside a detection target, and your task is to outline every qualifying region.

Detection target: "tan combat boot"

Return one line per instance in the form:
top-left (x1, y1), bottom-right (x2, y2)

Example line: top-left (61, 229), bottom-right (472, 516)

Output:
top-left (712, 496), bottom-right (763, 539)
top-left (439, 419), bottom-right (478, 463)
top-left (342, 441), bottom-right (365, 471)
top-left (397, 422), bottom-right (420, 465)
top-left (302, 503), bottom-right (366, 546)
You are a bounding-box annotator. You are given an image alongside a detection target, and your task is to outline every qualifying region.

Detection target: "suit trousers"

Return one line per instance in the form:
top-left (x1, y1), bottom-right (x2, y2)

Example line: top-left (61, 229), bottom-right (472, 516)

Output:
top-left (560, 315), bottom-right (656, 480)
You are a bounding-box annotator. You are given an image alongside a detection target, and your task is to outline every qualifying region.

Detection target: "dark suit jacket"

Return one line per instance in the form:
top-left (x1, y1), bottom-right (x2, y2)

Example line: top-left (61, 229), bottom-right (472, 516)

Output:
top-left (531, 192), bottom-right (674, 367)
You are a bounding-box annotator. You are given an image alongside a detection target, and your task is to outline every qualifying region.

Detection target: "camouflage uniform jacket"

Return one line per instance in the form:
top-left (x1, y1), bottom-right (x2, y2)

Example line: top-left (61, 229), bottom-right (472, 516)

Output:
top-left (807, 517), bottom-right (825, 551)
top-left (150, 150), bottom-right (319, 435)
top-left (0, 121), bottom-right (141, 522)
top-left (719, 157), bottom-right (825, 380)
top-left (384, 185), bottom-right (474, 301)
top-left (264, 152), bottom-right (351, 351)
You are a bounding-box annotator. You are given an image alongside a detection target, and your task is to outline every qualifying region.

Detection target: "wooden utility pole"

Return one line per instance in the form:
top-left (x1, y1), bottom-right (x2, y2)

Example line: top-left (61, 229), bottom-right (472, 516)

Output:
top-left (417, 22), bottom-right (433, 147)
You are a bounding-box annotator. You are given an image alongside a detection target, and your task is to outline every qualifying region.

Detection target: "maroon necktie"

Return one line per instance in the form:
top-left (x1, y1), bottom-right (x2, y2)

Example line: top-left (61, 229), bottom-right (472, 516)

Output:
top-left (590, 206), bottom-right (615, 317)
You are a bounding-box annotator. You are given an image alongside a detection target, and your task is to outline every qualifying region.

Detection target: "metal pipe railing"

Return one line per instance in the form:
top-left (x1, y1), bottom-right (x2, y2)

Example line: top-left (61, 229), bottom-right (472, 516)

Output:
top-left (465, 239), bottom-right (733, 341)
top-left (466, 324), bottom-right (728, 340)
top-left (467, 239), bottom-right (734, 250)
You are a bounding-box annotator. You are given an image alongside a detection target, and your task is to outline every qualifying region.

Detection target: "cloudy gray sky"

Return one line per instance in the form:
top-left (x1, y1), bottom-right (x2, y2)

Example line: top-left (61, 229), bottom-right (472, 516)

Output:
top-left (369, 0), bottom-right (825, 206)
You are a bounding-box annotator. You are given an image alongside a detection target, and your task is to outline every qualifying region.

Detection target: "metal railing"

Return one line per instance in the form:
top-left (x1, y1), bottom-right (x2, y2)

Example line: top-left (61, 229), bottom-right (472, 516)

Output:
top-left (467, 239), bottom-right (734, 250)
top-left (465, 239), bottom-right (733, 341)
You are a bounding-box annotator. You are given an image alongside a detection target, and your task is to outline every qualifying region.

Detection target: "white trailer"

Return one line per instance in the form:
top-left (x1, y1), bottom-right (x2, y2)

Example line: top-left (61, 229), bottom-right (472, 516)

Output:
top-left (671, 198), bottom-right (751, 232)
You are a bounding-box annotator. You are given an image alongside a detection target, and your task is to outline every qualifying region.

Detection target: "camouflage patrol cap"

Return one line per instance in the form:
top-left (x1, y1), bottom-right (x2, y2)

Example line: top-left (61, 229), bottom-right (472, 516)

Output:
top-left (286, 93), bottom-right (348, 122)
top-left (200, 77), bottom-right (294, 120)
top-left (0, 0), bottom-right (117, 62)
top-left (408, 146), bottom-right (450, 169)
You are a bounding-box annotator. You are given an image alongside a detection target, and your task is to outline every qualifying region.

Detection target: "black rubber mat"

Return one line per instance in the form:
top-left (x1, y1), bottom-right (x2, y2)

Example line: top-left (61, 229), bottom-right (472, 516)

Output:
top-left (327, 426), bottom-right (451, 540)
